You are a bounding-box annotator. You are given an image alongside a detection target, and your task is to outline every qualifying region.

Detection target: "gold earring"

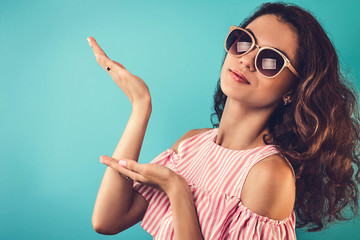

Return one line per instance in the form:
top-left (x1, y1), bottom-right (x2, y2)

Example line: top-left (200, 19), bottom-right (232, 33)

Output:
top-left (283, 96), bottom-right (291, 105)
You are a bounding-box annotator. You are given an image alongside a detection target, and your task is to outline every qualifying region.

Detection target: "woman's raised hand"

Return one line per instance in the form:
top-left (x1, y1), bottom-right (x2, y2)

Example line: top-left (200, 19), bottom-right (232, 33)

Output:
top-left (87, 36), bottom-right (151, 107)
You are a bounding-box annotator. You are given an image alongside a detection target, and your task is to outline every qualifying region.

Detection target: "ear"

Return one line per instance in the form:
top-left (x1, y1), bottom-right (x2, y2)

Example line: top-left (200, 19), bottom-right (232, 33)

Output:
top-left (283, 89), bottom-right (294, 99)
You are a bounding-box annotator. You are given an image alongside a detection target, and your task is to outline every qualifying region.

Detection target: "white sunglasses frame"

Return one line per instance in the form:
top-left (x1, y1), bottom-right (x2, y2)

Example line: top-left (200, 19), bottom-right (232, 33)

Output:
top-left (224, 26), bottom-right (300, 79)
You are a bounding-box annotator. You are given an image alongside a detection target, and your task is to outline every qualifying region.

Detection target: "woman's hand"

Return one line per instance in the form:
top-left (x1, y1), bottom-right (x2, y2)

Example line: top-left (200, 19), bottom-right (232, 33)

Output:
top-left (87, 36), bottom-right (151, 106)
top-left (99, 155), bottom-right (187, 195)
top-left (99, 155), bottom-right (203, 239)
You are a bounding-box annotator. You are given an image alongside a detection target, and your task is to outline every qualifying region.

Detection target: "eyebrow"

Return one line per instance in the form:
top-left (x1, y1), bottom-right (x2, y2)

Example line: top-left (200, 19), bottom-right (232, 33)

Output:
top-left (245, 27), bottom-right (291, 60)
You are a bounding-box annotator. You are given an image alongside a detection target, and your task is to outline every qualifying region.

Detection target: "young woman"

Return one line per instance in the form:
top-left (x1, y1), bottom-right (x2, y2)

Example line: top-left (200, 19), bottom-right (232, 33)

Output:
top-left (90, 2), bottom-right (360, 239)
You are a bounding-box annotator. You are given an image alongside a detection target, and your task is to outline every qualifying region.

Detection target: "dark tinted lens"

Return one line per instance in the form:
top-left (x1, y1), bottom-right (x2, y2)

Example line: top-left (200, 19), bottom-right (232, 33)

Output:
top-left (256, 49), bottom-right (284, 77)
top-left (225, 29), bottom-right (252, 55)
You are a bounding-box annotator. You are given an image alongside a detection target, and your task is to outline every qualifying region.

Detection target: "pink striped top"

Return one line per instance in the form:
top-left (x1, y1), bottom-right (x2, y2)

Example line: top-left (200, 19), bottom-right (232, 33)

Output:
top-left (133, 128), bottom-right (297, 240)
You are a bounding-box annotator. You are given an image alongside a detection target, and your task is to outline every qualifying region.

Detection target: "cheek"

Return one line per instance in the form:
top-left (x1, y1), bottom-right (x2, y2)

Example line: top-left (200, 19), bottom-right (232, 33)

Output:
top-left (221, 55), bottom-right (232, 71)
top-left (219, 66), bottom-right (230, 87)
top-left (258, 76), bottom-right (293, 102)
top-left (275, 73), bottom-right (297, 97)
top-left (220, 64), bottom-right (227, 77)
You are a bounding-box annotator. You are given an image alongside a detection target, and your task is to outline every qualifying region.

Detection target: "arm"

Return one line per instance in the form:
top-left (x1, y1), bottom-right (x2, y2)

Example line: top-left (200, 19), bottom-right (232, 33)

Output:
top-left (167, 176), bottom-right (204, 240)
top-left (100, 154), bottom-right (204, 239)
top-left (87, 36), bottom-right (154, 234)
top-left (165, 128), bottom-right (212, 239)
top-left (92, 102), bottom-right (152, 234)
top-left (95, 127), bottom-right (210, 237)
top-left (166, 128), bottom-right (213, 239)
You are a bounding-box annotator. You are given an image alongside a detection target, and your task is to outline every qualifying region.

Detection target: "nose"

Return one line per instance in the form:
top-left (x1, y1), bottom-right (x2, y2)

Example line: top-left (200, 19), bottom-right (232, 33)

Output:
top-left (237, 45), bottom-right (259, 72)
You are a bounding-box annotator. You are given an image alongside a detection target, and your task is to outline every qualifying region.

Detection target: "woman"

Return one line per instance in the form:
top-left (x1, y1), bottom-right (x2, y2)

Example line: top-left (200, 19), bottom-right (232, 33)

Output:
top-left (90, 2), bottom-right (360, 239)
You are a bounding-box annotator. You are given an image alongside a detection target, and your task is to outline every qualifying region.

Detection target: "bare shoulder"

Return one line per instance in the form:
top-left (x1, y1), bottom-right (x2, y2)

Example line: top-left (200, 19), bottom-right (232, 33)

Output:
top-left (241, 154), bottom-right (296, 220)
top-left (170, 128), bottom-right (213, 154)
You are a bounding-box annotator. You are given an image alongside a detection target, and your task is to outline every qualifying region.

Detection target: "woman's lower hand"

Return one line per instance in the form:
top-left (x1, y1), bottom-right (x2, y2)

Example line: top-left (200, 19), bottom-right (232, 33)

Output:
top-left (99, 155), bottom-right (187, 195)
top-left (87, 36), bottom-right (151, 106)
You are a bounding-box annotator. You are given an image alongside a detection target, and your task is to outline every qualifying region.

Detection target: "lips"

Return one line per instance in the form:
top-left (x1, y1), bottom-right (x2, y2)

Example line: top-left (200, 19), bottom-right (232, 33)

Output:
top-left (230, 69), bottom-right (250, 84)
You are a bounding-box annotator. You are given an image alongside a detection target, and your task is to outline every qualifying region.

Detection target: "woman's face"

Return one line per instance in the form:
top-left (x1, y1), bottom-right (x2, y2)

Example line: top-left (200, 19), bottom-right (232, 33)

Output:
top-left (220, 14), bottom-right (299, 108)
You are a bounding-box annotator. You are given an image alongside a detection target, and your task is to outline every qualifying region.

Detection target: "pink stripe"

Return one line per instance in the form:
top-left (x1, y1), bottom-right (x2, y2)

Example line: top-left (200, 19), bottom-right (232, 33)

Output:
top-left (203, 192), bottom-right (223, 238)
top-left (146, 192), bottom-right (169, 233)
top-left (244, 216), bottom-right (253, 240)
top-left (266, 224), bottom-right (272, 239)
top-left (196, 144), bottom-right (222, 187)
top-left (181, 143), bottom-right (210, 183)
top-left (179, 133), bottom-right (211, 174)
top-left (163, 215), bottom-right (172, 239)
top-left (202, 151), bottom-right (236, 237)
top-left (222, 148), bottom-right (258, 195)
top-left (207, 146), bottom-right (234, 188)
top-left (223, 151), bottom-right (250, 196)
top-left (181, 129), bottom-right (210, 155)
top-left (211, 150), bottom-right (240, 192)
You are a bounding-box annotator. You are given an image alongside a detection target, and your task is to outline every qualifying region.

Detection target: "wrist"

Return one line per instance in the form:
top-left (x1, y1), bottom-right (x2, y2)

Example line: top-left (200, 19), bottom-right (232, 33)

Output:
top-left (166, 174), bottom-right (191, 199)
top-left (132, 101), bottom-right (152, 116)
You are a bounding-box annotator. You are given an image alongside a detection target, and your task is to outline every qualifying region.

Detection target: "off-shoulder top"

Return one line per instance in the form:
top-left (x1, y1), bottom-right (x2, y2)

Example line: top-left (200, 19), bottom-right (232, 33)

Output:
top-left (133, 128), bottom-right (297, 239)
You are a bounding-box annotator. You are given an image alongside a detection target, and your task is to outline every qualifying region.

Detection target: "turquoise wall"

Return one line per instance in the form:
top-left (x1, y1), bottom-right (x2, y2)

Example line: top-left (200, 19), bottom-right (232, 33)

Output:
top-left (1, 0), bottom-right (359, 239)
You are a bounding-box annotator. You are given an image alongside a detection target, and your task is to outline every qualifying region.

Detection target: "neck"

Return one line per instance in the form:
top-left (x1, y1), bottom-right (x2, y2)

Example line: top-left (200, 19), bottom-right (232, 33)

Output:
top-left (215, 97), bottom-right (276, 150)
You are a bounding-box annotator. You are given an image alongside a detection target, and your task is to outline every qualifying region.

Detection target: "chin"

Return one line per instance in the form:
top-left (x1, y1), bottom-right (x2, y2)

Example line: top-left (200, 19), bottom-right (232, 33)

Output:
top-left (220, 80), bottom-right (238, 99)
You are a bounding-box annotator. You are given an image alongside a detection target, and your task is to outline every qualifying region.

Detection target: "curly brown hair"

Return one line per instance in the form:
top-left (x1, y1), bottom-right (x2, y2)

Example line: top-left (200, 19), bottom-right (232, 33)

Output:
top-left (210, 1), bottom-right (360, 232)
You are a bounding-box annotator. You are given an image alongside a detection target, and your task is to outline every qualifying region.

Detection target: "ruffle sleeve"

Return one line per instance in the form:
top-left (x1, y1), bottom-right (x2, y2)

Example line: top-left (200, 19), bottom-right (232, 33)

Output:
top-left (224, 201), bottom-right (297, 240)
top-left (188, 184), bottom-right (297, 240)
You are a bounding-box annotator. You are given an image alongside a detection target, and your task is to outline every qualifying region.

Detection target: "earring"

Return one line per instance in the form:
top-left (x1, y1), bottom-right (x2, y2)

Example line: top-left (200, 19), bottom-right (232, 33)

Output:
top-left (283, 96), bottom-right (291, 105)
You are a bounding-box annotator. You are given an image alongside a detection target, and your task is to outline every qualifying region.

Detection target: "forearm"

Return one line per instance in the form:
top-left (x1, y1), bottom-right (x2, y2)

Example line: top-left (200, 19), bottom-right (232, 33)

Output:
top-left (92, 102), bottom-right (152, 231)
top-left (111, 102), bottom-right (152, 161)
top-left (168, 178), bottom-right (204, 240)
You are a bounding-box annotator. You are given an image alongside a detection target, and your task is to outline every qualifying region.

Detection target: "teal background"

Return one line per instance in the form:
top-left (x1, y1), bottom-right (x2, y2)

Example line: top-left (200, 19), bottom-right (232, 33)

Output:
top-left (1, 0), bottom-right (359, 239)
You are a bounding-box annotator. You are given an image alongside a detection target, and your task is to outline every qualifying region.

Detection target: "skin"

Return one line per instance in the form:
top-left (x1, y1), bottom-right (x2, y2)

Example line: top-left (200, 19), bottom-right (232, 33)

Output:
top-left (90, 13), bottom-right (297, 238)
top-left (217, 14), bottom-right (299, 151)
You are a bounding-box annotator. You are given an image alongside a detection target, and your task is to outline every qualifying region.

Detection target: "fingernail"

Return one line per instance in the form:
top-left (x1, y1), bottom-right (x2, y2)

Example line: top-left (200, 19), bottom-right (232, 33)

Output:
top-left (118, 160), bottom-right (127, 167)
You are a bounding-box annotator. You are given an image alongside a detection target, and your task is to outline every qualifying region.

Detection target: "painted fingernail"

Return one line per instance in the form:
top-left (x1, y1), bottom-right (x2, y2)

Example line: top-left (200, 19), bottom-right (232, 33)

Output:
top-left (118, 160), bottom-right (127, 167)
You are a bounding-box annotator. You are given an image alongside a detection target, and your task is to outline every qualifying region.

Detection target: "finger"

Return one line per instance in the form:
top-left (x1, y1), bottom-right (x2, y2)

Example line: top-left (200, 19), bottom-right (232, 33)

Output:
top-left (119, 160), bottom-right (165, 191)
top-left (125, 159), bottom-right (147, 174)
top-left (117, 159), bottom-right (149, 182)
top-left (87, 38), bottom-right (126, 76)
top-left (121, 166), bottom-right (147, 183)
top-left (100, 156), bottom-right (146, 182)
top-left (100, 155), bottom-right (123, 171)
top-left (87, 36), bottom-right (109, 58)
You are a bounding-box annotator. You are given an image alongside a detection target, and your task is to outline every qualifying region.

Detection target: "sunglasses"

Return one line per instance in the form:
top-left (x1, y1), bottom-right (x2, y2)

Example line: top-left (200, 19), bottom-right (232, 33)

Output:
top-left (224, 26), bottom-right (300, 79)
